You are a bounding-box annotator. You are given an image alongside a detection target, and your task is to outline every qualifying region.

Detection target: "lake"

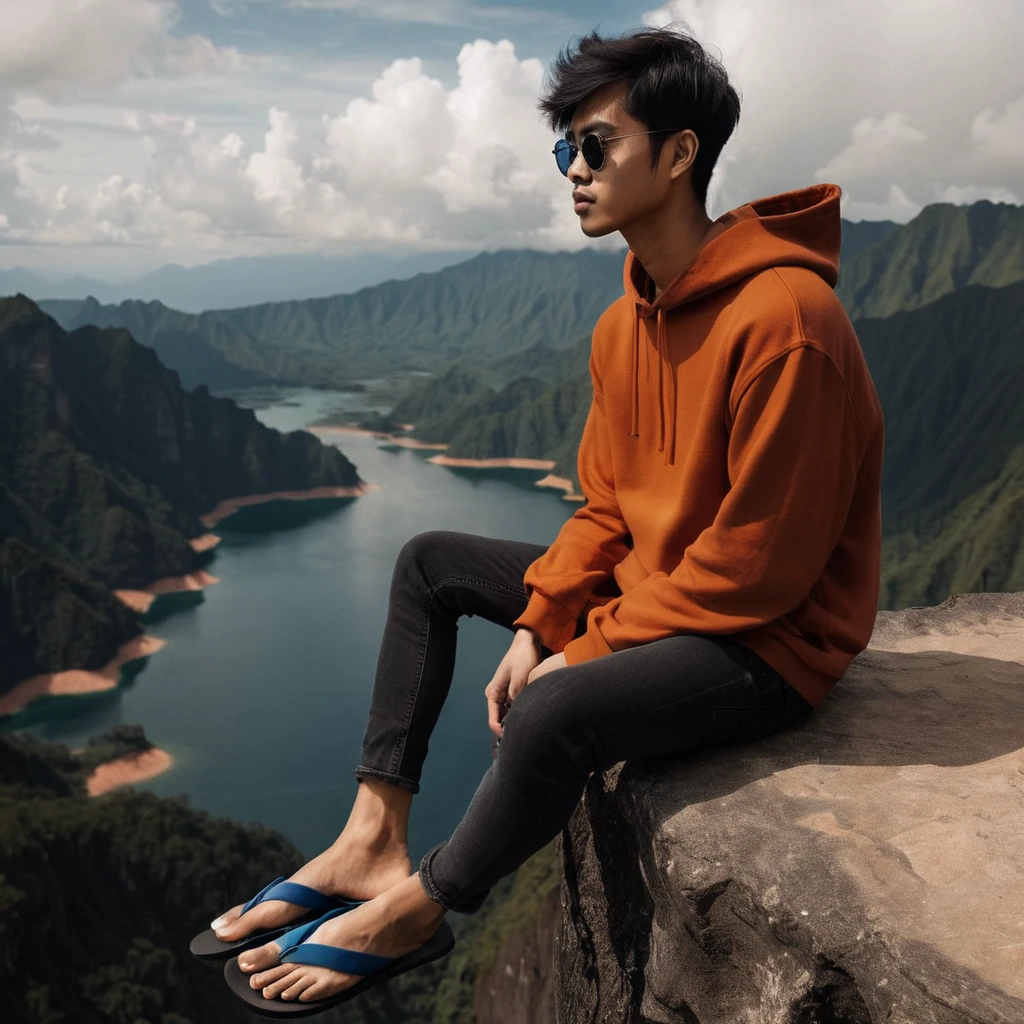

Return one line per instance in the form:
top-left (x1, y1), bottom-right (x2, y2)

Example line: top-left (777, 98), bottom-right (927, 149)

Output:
top-left (12, 385), bottom-right (575, 861)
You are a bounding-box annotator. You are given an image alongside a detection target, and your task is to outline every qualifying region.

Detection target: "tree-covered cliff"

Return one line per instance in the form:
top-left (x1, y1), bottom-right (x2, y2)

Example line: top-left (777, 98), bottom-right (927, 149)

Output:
top-left (0, 727), bottom-right (561, 1024)
top-left (0, 294), bottom-right (364, 697)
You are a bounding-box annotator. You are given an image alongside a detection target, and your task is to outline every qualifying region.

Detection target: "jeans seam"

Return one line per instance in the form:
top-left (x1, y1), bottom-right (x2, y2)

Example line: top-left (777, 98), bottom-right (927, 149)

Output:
top-left (390, 573), bottom-right (528, 779)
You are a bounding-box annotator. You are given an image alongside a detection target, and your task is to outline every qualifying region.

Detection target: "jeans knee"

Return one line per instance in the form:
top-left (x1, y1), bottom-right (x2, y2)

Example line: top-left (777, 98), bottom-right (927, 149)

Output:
top-left (500, 677), bottom-right (595, 775)
top-left (395, 531), bottom-right (459, 592)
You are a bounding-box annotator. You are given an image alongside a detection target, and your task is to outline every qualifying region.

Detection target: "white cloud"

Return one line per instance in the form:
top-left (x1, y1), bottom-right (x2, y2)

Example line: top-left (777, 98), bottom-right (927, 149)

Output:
top-left (837, 183), bottom-right (921, 224)
top-left (0, 0), bottom-right (176, 99)
top-left (643, 0), bottom-right (1024, 219)
top-left (815, 113), bottom-right (927, 186)
top-left (0, 0), bottom-right (257, 255)
top-left (160, 34), bottom-right (250, 74)
top-left (967, 94), bottom-right (1024, 177)
top-left (1, 0), bottom-right (1022, 273)
top-left (1, 33), bottom-right (600, 257)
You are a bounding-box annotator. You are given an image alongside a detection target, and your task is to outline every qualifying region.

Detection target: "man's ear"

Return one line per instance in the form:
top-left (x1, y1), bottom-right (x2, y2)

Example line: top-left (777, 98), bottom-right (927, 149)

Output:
top-left (671, 129), bottom-right (699, 179)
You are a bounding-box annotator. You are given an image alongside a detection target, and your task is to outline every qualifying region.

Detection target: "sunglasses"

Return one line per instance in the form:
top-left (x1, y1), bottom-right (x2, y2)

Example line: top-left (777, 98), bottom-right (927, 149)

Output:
top-left (552, 127), bottom-right (683, 176)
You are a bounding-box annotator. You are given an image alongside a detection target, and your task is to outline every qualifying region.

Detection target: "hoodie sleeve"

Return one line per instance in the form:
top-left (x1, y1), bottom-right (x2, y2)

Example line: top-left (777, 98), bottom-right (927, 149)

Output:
top-left (560, 344), bottom-right (868, 666)
top-left (511, 351), bottom-right (632, 653)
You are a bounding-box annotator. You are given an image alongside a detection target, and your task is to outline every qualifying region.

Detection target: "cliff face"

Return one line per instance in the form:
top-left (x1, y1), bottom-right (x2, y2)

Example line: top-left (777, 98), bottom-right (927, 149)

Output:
top-left (0, 294), bottom-right (364, 696)
top-left (552, 590), bottom-right (1024, 1023)
top-left (474, 887), bottom-right (560, 1024)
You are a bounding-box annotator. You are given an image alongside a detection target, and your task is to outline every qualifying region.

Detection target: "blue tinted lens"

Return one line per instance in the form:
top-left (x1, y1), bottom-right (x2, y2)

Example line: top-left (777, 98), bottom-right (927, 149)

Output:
top-left (553, 139), bottom-right (574, 175)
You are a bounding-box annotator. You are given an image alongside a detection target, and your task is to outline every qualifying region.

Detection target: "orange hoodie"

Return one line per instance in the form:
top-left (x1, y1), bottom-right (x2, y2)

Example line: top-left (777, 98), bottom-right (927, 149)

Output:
top-left (512, 182), bottom-right (884, 710)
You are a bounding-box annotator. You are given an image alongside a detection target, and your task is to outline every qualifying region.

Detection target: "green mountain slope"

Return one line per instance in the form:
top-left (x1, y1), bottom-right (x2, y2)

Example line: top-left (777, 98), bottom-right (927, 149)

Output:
top-left (881, 438), bottom-right (1024, 608)
top-left (857, 280), bottom-right (1024, 537)
top-left (837, 218), bottom-right (899, 265)
top-left (38, 249), bottom-right (627, 390)
top-left (836, 200), bottom-right (1024, 319)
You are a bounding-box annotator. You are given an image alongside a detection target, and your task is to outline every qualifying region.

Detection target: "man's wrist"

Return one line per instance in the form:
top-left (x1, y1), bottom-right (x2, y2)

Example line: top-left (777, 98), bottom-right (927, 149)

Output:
top-left (516, 626), bottom-right (543, 649)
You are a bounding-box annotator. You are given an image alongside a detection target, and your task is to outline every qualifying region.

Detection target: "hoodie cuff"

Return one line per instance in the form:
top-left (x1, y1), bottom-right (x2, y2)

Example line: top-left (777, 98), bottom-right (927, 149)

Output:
top-left (512, 591), bottom-right (579, 654)
top-left (561, 625), bottom-right (613, 666)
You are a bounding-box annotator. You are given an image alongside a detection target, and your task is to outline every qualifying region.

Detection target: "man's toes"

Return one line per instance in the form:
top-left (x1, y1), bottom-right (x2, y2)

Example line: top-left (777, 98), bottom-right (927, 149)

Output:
top-left (280, 973), bottom-right (317, 1002)
top-left (250, 963), bottom-right (295, 991)
top-left (238, 939), bottom-right (283, 973)
top-left (209, 904), bottom-right (243, 935)
top-left (216, 901), bottom-right (281, 941)
top-left (298, 979), bottom-right (327, 1003)
top-left (262, 966), bottom-right (303, 1000)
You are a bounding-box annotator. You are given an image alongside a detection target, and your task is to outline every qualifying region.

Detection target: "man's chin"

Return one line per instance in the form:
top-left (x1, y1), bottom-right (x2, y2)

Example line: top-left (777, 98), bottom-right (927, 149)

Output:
top-left (578, 215), bottom-right (617, 239)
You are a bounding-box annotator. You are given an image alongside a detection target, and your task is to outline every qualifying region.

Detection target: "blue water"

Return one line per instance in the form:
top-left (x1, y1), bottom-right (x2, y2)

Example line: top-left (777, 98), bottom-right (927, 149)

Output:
top-left (13, 386), bottom-right (575, 861)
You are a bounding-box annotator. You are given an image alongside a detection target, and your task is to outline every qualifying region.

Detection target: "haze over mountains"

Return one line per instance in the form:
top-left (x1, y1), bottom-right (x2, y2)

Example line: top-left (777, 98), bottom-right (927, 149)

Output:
top-left (0, 249), bottom-right (482, 315)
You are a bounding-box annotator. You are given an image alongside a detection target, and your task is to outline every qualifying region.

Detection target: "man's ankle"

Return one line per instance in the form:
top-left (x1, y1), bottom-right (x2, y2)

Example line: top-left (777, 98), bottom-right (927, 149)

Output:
top-left (336, 822), bottom-right (408, 855)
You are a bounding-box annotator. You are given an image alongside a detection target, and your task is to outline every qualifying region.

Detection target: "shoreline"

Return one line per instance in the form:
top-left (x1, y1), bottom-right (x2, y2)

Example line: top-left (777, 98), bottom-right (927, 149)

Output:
top-left (115, 568), bottom-right (221, 614)
top-left (114, 534), bottom-right (222, 613)
top-left (199, 482), bottom-right (378, 528)
top-left (533, 473), bottom-right (585, 503)
top-left (427, 453), bottom-right (557, 470)
top-left (86, 747), bottom-right (174, 796)
top-left (0, 635), bottom-right (167, 717)
top-left (3, 484), bottom-right (380, 716)
top-left (309, 424), bottom-right (584, 500)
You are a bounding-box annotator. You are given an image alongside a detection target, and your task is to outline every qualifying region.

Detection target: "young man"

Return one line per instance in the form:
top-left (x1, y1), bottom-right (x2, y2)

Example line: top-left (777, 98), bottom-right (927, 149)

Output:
top-left (202, 25), bottom-right (884, 1015)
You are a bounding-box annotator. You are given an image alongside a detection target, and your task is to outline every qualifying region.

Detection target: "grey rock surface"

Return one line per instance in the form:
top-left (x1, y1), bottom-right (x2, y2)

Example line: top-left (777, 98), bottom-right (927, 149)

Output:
top-left (553, 591), bottom-right (1024, 1023)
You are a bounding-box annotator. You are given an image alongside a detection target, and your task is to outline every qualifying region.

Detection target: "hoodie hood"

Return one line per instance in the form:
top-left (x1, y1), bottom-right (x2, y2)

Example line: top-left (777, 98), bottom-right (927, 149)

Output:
top-left (623, 182), bottom-right (843, 465)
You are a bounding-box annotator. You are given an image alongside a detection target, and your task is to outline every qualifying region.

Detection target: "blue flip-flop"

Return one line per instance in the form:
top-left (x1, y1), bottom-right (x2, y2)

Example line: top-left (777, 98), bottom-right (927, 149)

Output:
top-left (223, 905), bottom-right (456, 1017)
top-left (190, 876), bottom-right (367, 961)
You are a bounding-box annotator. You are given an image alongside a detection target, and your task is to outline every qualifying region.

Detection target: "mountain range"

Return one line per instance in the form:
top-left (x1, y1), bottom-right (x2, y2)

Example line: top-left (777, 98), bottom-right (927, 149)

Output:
top-left (28, 212), bottom-right (910, 393)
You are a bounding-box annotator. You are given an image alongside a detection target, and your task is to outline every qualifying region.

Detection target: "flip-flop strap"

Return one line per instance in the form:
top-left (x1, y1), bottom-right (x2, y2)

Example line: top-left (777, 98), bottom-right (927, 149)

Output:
top-left (240, 876), bottom-right (287, 914)
top-left (241, 877), bottom-right (357, 916)
top-left (281, 941), bottom-right (396, 975)
top-left (273, 905), bottom-right (352, 952)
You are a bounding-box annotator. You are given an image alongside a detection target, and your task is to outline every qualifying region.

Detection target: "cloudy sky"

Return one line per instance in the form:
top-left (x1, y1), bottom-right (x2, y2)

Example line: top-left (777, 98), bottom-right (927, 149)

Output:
top-left (1, 0), bottom-right (1021, 278)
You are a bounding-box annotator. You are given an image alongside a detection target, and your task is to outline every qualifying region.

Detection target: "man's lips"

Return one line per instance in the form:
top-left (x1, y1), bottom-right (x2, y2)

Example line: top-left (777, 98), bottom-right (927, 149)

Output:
top-left (573, 192), bottom-right (594, 212)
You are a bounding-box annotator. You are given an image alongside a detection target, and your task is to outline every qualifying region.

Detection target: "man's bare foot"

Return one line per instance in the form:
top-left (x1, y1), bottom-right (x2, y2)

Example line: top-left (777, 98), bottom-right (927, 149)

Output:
top-left (211, 830), bottom-right (413, 942)
top-left (238, 872), bottom-right (446, 1004)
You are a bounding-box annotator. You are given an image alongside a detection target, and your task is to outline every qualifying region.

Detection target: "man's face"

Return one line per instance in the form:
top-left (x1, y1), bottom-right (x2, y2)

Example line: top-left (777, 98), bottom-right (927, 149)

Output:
top-left (562, 81), bottom-right (693, 239)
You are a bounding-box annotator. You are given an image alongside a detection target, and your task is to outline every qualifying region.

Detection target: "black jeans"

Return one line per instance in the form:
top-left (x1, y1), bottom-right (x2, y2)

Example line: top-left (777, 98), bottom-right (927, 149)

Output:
top-left (354, 530), bottom-right (814, 914)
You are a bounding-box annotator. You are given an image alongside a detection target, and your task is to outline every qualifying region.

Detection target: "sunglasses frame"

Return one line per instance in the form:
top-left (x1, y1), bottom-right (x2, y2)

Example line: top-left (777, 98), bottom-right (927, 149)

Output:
top-left (552, 127), bottom-right (684, 176)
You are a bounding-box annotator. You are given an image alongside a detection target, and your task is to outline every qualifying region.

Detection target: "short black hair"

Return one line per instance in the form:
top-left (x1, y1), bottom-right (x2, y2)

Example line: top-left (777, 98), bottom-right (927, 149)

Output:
top-left (537, 24), bottom-right (741, 208)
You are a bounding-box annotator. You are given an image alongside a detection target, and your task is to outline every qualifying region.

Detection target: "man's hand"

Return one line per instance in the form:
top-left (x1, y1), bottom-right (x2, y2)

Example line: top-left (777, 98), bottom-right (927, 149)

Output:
top-left (485, 628), bottom-right (542, 738)
top-left (484, 630), bottom-right (567, 738)
top-left (526, 651), bottom-right (567, 686)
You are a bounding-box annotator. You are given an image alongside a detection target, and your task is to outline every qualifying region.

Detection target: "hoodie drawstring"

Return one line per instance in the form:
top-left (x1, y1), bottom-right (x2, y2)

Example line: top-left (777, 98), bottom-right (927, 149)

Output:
top-left (629, 301), bottom-right (676, 466)
top-left (630, 302), bottom-right (640, 438)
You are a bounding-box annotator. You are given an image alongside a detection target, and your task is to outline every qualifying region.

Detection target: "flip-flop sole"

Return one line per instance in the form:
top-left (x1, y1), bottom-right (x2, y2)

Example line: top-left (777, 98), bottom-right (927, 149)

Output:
top-left (190, 917), bottom-right (312, 961)
top-left (223, 918), bottom-right (456, 1017)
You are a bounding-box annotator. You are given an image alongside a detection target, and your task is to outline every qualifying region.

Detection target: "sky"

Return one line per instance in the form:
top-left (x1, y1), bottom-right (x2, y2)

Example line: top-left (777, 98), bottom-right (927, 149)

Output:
top-left (1, 0), bottom-right (1021, 277)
